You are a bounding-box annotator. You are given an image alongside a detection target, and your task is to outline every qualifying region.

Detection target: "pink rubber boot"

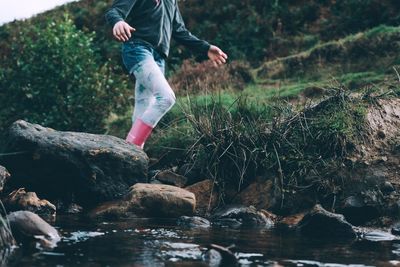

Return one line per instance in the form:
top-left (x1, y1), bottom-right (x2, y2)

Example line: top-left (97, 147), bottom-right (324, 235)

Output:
top-left (126, 118), bottom-right (153, 149)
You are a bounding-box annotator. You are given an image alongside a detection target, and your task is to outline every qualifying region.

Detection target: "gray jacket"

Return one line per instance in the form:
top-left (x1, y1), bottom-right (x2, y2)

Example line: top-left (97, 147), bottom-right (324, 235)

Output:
top-left (105, 0), bottom-right (210, 57)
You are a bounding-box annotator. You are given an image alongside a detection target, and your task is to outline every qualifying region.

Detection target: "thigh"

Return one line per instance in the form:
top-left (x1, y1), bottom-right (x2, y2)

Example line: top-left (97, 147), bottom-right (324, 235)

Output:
top-left (122, 40), bottom-right (153, 75)
top-left (133, 58), bottom-right (174, 99)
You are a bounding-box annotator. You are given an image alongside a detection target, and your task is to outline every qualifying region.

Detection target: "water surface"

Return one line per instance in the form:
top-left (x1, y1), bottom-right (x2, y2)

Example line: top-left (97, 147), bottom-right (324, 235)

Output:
top-left (3, 215), bottom-right (400, 266)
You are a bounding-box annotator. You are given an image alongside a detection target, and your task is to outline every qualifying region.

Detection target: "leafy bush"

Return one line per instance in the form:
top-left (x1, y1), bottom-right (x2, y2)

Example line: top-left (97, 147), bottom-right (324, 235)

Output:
top-left (0, 16), bottom-right (130, 133)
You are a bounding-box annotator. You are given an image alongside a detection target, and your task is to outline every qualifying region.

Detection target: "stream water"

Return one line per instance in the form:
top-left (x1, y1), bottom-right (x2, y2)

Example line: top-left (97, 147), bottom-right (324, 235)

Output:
top-left (2, 215), bottom-right (400, 266)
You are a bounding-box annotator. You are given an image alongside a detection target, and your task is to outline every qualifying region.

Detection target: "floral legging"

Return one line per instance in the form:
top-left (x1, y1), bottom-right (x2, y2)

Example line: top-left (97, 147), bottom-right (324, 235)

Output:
top-left (122, 39), bottom-right (176, 127)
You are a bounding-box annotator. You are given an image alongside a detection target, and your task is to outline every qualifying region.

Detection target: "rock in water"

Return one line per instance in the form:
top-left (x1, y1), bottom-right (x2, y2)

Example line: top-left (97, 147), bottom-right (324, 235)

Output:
top-left (297, 205), bottom-right (357, 238)
top-left (89, 183), bottom-right (196, 218)
top-left (177, 216), bottom-right (211, 228)
top-left (1, 120), bottom-right (148, 207)
top-left (7, 211), bottom-right (60, 248)
top-left (128, 183), bottom-right (196, 217)
top-left (3, 188), bottom-right (56, 217)
top-left (212, 205), bottom-right (274, 228)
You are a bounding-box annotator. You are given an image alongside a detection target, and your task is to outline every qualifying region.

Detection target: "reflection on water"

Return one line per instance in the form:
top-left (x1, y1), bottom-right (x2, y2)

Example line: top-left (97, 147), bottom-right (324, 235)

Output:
top-left (1, 215), bottom-right (400, 266)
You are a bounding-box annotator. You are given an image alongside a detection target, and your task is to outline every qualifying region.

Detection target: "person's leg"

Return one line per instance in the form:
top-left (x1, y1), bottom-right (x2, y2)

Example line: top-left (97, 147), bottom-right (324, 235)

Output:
top-left (131, 82), bottom-right (152, 124)
top-left (126, 52), bottom-right (175, 148)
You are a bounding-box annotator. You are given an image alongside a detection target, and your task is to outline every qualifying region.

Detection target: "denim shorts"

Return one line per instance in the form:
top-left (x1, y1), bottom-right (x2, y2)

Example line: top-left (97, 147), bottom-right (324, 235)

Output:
top-left (122, 39), bottom-right (166, 75)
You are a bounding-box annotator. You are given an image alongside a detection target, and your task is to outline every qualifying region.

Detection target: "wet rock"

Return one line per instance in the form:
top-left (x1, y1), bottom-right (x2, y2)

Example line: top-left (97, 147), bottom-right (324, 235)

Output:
top-left (88, 200), bottom-right (131, 219)
top-left (7, 210), bottom-right (61, 248)
top-left (276, 212), bottom-right (306, 230)
top-left (339, 192), bottom-right (382, 225)
top-left (185, 179), bottom-right (219, 216)
top-left (1, 120), bottom-right (148, 207)
top-left (212, 205), bottom-right (274, 228)
top-left (232, 178), bottom-right (273, 210)
top-left (203, 244), bottom-right (238, 267)
top-left (90, 183), bottom-right (196, 218)
top-left (391, 222), bottom-right (400, 236)
top-left (177, 216), bottom-right (211, 228)
top-left (297, 205), bottom-right (356, 238)
top-left (155, 170), bottom-right (188, 187)
top-left (361, 229), bottom-right (397, 241)
top-left (128, 183), bottom-right (195, 217)
top-left (3, 188), bottom-right (56, 217)
top-left (381, 181), bottom-right (395, 194)
top-left (0, 166), bottom-right (10, 193)
top-left (64, 203), bottom-right (83, 214)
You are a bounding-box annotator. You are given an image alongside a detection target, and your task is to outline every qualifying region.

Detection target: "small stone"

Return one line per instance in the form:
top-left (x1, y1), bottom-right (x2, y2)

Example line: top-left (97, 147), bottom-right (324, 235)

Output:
top-left (203, 244), bottom-right (238, 266)
top-left (177, 216), bottom-right (211, 228)
top-left (155, 170), bottom-right (188, 187)
top-left (212, 205), bottom-right (274, 228)
top-left (276, 212), bottom-right (306, 229)
top-left (65, 203), bottom-right (83, 214)
top-left (88, 200), bottom-right (130, 219)
top-left (297, 205), bottom-right (356, 238)
top-left (3, 188), bottom-right (56, 217)
top-left (340, 193), bottom-right (382, 225)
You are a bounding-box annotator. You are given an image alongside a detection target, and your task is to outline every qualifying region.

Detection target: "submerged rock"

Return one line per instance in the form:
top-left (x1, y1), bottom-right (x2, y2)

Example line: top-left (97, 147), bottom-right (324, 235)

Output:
top-left (297, 205), bottom-right (356, 238)
top-left (1, 120), bottom-right (148, 207)
top-left (7, 211), bottom-right (60, 248)
top-left (185, 179), bottom-right (219, 216)
top-left (155, 170), bottom-right (188, 187)
top-left (212, 205), bottom-right (274, 228)
top-left (90, 183), bottom-right (196, 218)
top-left (203, 244), bottom-right (238, 267)
top-left (0, 166), bottom-right (10, 193)
top-left (177, 216), bottom-right (211, 228)
top-left (3, 188), bottom-right (56, 217)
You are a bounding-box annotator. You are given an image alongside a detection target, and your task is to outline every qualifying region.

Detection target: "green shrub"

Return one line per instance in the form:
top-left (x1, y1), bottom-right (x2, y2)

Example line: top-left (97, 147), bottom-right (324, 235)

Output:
top-left (0, 16), bottom-right (130, 133)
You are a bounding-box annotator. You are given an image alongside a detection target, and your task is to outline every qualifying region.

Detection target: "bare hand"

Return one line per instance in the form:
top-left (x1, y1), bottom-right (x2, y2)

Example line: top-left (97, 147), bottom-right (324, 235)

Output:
top-left (207, 45), bottom-right (228, 67)
top-left (113, 21), bottom-right (135, 42)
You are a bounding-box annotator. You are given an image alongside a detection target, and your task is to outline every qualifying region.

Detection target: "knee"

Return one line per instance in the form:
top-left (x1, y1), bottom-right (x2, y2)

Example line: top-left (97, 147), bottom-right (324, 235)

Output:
top-left (162, 93), bottom-right (176, 111)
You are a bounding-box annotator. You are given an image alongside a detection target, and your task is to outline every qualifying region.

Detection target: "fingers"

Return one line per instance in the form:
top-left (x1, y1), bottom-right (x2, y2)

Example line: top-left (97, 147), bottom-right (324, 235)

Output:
top-left (113, 22), bottom-right (135, 42)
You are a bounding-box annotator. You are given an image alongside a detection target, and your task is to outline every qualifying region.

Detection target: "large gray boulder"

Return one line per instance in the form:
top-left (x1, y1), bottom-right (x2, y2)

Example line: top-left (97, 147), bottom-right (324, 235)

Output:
top-left (1, 120), bottom-right (148, 207)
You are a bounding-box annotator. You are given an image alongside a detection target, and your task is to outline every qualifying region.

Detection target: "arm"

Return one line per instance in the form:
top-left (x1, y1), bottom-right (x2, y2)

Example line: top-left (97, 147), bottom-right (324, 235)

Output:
top-left (105, 0), bottom-right (136, 27)
top-left (172, 3), bottom-right (228, 66)
top-left (105, 0), bottom-right (137, 42)
top-left (172, 5), bottom-right (211, 56)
